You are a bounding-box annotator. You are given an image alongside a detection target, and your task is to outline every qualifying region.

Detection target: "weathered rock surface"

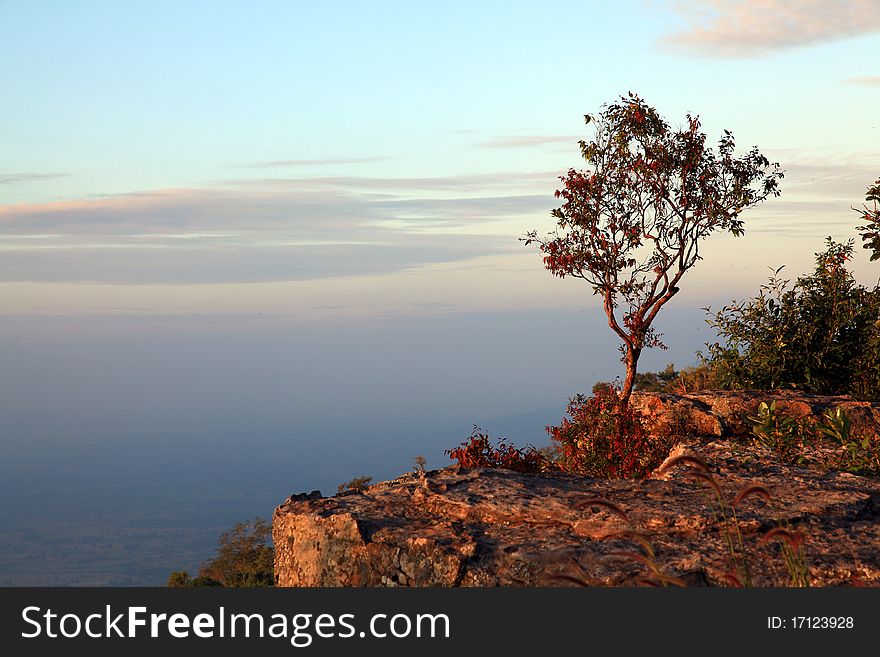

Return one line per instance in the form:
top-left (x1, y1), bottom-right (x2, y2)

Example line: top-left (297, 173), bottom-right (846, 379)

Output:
top-left (274, 392), bottom-right (880, 587)
top-left (630, 390), bottom-right (880, 438)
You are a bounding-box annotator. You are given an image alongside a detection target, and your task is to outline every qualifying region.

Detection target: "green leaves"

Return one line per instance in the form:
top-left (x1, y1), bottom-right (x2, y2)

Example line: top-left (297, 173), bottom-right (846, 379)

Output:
top-left (856, 177), bottom-right (880, 261)
top-left (170, 517), bottom-right (274, 587)
top-left (705, 238), bottom-right (880, 400)
top-left (816, 407), bottom-right (851, 445)
top-left (746, 401), bottom-right (805, 462)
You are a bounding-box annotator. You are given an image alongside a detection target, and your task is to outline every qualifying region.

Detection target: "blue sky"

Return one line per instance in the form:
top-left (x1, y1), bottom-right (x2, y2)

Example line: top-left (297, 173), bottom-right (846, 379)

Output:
top-left (1, 0), bottom-right (879, 316)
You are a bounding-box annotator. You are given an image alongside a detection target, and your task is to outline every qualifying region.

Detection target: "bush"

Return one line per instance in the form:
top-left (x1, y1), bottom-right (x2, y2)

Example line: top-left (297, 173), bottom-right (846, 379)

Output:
top-left (198, 517), bottom-right (274, 587)
top-left (595, 363), bottom-right (719, 396)
top-left (547, 387), bottom-right (673, 479)
top-left (633, 363), bottom-right (678, 392)
top-left (166, 570), bottom-right (193, 588)
top-left (337, 476), bottom-right (373, 494)
top-left (705, 238), bottom-right (880, 400)
top-left (446, 427), bottom-right (545, 473)
top-left (746, 401), bottom-right (807, 463)
top-left (743, 404), bottom-right (880, 477)
top-left (167, 517), bottom-right (274, 588)
top-left (671, 364), bottom-right (719, 393)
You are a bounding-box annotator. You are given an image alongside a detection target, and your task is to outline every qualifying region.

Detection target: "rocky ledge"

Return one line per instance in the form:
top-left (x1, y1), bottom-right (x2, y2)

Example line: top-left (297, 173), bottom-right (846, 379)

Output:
top-left (273, 392), bottom-right (880, 587)
top-left (629, 389), bottom-right (880, 438)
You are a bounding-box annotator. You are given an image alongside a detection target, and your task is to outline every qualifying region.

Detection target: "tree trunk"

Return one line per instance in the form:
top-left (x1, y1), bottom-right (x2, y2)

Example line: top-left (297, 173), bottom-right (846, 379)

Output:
top-left (620, 347), bottom-right (641, 406)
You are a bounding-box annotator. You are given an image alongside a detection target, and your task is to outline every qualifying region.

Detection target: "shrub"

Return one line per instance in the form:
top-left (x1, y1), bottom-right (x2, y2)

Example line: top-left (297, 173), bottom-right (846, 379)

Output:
top-left (625, 362), bottom-right (718, 394)
top-left (167, 517), bottom-right (274, 588)
top-left (670, 364), bottom-right (719, 394)
top-left (705, 238), bottom-right (880, 400)
top-left (633, 363), bottom-right (678, 392)
top-left (337, 475), bottom-right (373, 494)
top-left (196, 517), bottom-right (274, 587)
top-left (166, 572), bottom-right (223, 587)
top-left (746, 401), bottom-right (811, 463)
top-left (547, 387), bottom-right (673, 479)
top-left (166, 571), bottom-right (194, 588)
top-left (815, 407), bottom-right (880, 476)
top-left (446, 427), bottom-right (545, 473)
top-left (742, 404), bottom-right (880, 477)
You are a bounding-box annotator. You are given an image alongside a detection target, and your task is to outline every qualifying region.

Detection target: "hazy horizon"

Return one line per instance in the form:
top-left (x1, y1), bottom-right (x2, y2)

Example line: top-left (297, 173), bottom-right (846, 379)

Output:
top-left (1, 305), bottom-right (715, 584)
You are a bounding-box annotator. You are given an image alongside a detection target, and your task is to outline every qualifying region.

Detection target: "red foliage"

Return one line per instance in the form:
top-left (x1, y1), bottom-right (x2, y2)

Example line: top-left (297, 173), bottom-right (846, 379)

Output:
top-left (447, 388), bottom-right (674, 479)
top-left (547, 387), bottom-right (670, 479)
top-left (446, 428), bottom-right (545, 473)
top-left (522, 94), bottom-right (782, 403)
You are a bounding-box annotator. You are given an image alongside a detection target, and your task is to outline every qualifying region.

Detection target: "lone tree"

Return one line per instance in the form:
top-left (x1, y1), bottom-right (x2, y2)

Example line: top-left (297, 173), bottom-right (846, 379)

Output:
top-left (525, 94), bottom-right (783, 404)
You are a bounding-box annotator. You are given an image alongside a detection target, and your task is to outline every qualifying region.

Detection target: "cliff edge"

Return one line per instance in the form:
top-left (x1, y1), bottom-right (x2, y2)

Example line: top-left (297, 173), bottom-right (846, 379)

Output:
top-left (273, 391), bottom-right (880, 587)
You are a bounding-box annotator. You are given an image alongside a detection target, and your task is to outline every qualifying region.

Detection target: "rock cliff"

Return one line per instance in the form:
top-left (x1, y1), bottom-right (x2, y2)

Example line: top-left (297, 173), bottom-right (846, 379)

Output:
top-left (273, 391), bottom-right (880, 587)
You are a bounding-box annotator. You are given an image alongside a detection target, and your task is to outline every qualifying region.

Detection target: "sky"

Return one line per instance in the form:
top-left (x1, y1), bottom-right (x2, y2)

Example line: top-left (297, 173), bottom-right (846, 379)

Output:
top-left (1, 0), bottom-right (879, 584)
top-left (1, 0), bottom-right (878, 321)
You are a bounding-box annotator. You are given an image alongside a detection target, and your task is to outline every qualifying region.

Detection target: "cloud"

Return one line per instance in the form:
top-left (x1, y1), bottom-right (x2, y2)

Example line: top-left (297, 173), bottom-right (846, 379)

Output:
top-left (241, 157), bottom-right (391, 168)
top-left (0, 236), bottom-right (514, 285)
top-left (660, 0), bottom-right (880, 58)
top-left (843, 76), bottom-right (880, 85)
top-left (772, 153), bottom-right (880, 199)
top-left (220, 171), bottom-right (560, 193)
top-left (727, 151), bottom-right (880, 238)
top-left (7, 152), bottom-right (869, 286)
top-left (478, 135), bottom-right (581, 149)
top-left (0, 172), bottom-right (69, 185)
top-left (0, 176), bottom-right (553, 284)
top-left (0, 188), bottom-right (371, 237)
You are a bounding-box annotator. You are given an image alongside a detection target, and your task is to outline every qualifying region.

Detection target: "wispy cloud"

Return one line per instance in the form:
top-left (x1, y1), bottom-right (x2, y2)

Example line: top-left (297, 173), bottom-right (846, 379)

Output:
top-left (218, 171), bottom-right (560, 192)
top-left (240, 157), bottom-right (391, 168)
top-left (738, 151), bottom-right (880, 238)
top-left (5, 151), bottom-right (869, 285)
top-left (843, 75), bottom-right (880, 85)
top-left (0, 176), bottom-right (554, 284)
top-left (660, 0), bottom-right (880, 58)
top-left (0, 236), bottom-right (513, 285)
top-left (774, 152), bottom-right (880, 199)
top-left (0, 172), bottom-right (69, 185)
top-left (477, 135), bottom-right (581, 149)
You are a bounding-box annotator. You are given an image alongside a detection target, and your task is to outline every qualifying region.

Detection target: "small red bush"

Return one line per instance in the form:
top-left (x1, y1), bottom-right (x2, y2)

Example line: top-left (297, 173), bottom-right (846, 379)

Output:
top-left (446, 427), bottom-right (545, 473)
top-left (548, 387), bottom-right (670, 479)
